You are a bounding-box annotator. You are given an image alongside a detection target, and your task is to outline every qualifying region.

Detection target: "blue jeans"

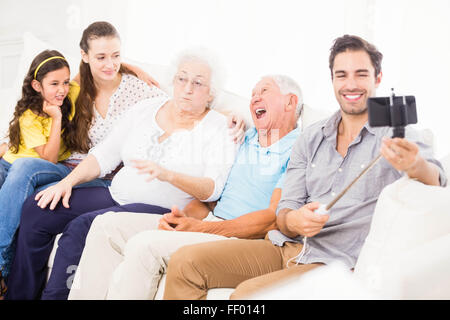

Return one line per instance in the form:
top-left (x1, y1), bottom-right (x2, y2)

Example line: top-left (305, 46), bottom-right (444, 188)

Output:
top-left (0, 157), bottom-right (110, 277)
top-left (0, 158), bottom-right (11, 188)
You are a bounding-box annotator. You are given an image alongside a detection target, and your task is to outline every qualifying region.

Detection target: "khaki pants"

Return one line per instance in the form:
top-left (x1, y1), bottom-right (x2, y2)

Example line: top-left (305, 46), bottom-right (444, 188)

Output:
top-left (164, 237), bottom-right (322, 300)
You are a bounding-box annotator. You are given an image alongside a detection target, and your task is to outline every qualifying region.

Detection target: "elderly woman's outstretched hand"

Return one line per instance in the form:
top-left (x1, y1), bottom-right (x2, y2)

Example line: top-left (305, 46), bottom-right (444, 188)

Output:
top-left (131, 159), bottom-right (171, 182)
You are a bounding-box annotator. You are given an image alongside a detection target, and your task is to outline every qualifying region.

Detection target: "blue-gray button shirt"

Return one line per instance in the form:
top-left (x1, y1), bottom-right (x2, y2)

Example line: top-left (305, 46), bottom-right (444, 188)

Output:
top-left (269, 111), bottom-right (447, 269)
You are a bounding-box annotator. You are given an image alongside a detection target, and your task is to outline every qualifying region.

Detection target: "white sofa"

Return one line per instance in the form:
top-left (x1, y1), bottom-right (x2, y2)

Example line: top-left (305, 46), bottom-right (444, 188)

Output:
top-left (4, 32), bottom-right (449, 300)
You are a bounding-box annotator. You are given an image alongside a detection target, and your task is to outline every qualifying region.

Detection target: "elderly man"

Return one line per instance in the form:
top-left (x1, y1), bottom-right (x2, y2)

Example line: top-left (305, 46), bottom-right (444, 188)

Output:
top-left (67, 74), bottom-right (304, 299)
top-left (163, 35), bottom-right (447, 300)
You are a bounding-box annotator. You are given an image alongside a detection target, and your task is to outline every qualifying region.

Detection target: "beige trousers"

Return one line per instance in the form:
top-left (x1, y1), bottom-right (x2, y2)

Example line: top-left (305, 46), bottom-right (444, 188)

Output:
top-left (163, 237), bottom-right (322, 300)
top-left (68, 211), bottom-right (228, 300)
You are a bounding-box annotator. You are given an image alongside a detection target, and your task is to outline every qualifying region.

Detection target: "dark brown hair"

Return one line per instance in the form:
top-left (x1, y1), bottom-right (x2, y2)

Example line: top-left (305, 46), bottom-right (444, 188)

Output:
top-left (329, 35), bottom-right (383, 79)
top-left (7, 50), bottom-right (77, 153)
top-left (73, 21), bottom-right (136, 153)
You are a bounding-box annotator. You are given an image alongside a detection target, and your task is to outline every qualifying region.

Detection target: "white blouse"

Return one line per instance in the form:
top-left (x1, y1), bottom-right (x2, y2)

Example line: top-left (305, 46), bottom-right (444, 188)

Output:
top-left (89, 98), bottom-right (238, 210)
top-left (67, 74), bottom-right (168, 162)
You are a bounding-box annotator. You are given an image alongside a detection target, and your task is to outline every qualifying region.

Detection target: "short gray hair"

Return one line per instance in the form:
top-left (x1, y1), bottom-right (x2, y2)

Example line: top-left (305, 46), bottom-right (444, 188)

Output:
top-left (171, 48), bottom-right (225, 107)
top-left (264, 74), bottom-right (304, 117)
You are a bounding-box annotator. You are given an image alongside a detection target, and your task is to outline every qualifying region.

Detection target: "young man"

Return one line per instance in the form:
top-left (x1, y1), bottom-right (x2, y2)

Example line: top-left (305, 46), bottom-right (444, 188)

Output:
top-left (163, 35), bottom-right (447, 300)
top-left (66, 74), bottom-right (304, 299)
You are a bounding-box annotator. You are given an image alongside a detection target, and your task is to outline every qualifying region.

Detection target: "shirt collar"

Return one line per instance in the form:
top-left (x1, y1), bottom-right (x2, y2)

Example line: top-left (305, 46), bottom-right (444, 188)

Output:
top-left (321, 110), bottom-right (380, 139)
top-left (246, 127), bottom-right (300, 154)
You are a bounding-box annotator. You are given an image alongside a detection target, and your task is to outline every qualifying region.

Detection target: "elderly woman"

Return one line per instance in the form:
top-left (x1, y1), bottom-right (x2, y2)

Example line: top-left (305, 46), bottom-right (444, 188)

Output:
top-left (5, 50), bottom-right (238, 300)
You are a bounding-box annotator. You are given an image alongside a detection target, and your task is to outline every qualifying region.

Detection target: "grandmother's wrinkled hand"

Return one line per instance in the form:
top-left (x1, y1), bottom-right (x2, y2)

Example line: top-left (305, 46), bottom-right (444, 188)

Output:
top-left (131, 159), bottom-right (171, 182)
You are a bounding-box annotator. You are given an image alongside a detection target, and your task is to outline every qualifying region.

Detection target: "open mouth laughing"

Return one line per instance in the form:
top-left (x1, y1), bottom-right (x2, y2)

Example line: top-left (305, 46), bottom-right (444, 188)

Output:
top-left (255, 108), bottom-right (267, 119)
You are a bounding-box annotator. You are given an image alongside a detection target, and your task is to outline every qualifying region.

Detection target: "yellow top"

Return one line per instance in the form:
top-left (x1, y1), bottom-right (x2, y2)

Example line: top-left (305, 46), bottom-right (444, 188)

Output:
top-left (3, 81), bottom-right (80, 164)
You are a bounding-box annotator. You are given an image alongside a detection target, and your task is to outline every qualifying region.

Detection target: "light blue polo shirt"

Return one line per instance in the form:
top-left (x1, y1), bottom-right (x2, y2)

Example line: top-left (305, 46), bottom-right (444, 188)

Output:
top-left (212, 127), bottom-right (299, 220)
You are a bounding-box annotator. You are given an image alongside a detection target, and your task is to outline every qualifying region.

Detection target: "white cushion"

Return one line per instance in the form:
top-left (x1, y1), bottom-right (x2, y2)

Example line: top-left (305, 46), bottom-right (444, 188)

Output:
top-left (248, 262), bottom-right (378, 300)
top-left (354, 177), bottom-right (450, 299)
top-left (441, 153), bottom-right (450, 183)
top-left (0, 88), bottom-right (15, 143)
top-left (47, 233), bottom-right (62, 281)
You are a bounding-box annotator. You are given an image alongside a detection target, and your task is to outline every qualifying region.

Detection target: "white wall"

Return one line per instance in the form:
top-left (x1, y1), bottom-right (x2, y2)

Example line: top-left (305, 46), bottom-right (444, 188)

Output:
top-left (0, 0), bottom-right (449, 157)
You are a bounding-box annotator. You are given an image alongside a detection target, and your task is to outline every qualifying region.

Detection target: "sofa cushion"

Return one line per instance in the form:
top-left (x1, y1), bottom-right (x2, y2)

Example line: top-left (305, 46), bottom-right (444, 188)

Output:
top-left (354, 177), bottom-right (450, 298)
top-left (441, 153), bottom-right (450, 182)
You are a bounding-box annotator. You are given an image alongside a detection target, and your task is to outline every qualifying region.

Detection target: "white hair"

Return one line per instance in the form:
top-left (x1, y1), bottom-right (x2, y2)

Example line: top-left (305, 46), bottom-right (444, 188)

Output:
top-left (171, 47), bottom-right (225, 107)
top-left (264, 74), bottom-right (304, 117)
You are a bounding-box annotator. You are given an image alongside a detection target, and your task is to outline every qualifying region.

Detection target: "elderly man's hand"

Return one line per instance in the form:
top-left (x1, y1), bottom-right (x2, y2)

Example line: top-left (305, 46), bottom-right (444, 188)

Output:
top-left (380, 137), bottom-right (420, 173)
top-left (158, 205), bottom-right (202, 232)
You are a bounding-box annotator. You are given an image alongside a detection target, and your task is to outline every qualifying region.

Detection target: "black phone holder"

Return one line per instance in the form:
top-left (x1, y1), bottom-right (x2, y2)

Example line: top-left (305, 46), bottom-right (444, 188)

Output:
top-left (368, 88), bottom-right (418, 138)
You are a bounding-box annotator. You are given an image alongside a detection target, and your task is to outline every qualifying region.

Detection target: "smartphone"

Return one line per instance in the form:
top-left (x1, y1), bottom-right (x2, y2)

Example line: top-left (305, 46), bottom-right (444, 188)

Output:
top-left (368, 96), bottom-right (417, 128)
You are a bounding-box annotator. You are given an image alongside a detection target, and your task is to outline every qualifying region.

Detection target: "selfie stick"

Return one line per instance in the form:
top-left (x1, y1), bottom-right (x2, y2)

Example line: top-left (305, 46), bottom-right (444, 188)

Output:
top-left (290, 151), bottom-right (384, 265)
top-left (390, 88), bottom-right (408, 139)
top-left (315, 153), bottom-right (383, 215)
top-left (290, 152), bottom-right (384, 266)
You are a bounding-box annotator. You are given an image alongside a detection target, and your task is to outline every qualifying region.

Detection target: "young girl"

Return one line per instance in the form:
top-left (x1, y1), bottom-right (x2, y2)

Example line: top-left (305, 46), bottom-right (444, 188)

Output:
top-left (0, 49), bottom-right (79, 296)
top-left (0, 50), bottom-right (76, 181)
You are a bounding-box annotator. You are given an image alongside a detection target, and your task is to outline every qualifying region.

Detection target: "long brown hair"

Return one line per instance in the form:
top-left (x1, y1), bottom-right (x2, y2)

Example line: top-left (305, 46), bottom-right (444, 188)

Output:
top-left (73, 21), bottom-right (136, 153)
top-left (7, 50), bottom-right (77, 153)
